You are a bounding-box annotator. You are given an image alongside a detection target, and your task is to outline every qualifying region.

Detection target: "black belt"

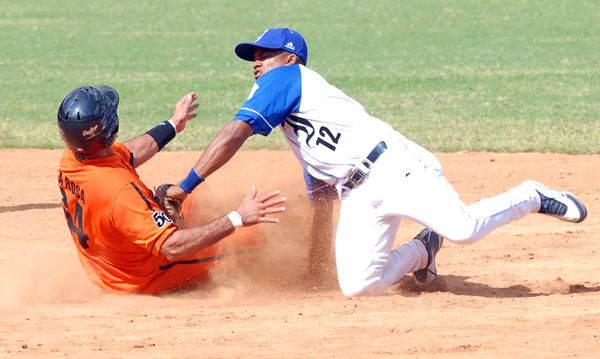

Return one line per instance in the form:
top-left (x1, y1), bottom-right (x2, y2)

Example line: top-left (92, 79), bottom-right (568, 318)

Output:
top-left (343, 141), bottom-right (387, 189)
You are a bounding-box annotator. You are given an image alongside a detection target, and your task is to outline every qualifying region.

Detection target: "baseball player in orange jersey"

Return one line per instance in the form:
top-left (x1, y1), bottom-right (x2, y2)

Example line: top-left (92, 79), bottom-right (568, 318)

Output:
top-left (57, 86), bottom-right (285, 295)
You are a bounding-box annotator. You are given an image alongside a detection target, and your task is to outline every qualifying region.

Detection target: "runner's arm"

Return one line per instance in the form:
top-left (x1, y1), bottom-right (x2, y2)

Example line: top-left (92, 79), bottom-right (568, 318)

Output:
top-left (160, 186), bottom-right (285, 261)
top-left (126, 93), bottom-right (198, 168)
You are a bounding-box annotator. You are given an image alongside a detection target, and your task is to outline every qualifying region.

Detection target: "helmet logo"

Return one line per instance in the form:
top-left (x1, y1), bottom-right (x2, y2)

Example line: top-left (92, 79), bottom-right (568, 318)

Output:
top-left (82, 124), bottom-right (99, 139)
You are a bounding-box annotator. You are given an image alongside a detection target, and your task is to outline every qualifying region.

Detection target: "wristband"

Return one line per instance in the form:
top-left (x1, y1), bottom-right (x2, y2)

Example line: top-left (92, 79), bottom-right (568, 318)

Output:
top-left (179, 168), bottom-right (205, 193)
top-left (146, 120), bottom-right (176, 151)
top-left (167, 119), bottom-right (177, 131)
top-left (227, 211), bottom-right (243, 229)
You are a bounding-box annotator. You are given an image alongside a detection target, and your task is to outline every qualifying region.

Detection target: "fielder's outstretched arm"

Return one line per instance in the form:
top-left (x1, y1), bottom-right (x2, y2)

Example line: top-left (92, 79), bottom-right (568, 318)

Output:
top-left (192, 120), bottom-right (254, 178)
top-left (166, 120), bottom-right (254, 199)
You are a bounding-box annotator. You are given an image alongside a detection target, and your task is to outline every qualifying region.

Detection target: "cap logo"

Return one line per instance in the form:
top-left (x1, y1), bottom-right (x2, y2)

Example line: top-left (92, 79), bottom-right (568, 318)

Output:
top-left (256, 29), bottom-right (269, 42)
top-left (284, 42), bottom-right (295, 51)
top-left (82, 124), bottom-right (99, 139)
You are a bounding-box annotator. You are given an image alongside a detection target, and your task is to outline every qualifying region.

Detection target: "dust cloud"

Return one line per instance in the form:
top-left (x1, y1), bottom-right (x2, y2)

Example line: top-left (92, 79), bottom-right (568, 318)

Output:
top-left (0, 154), bottom-right (323, 308)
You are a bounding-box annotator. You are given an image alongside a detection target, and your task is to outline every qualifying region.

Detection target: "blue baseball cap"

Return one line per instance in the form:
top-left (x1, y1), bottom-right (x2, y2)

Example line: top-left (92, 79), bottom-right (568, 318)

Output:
top-left (235, 28), bottom-right (308, 64)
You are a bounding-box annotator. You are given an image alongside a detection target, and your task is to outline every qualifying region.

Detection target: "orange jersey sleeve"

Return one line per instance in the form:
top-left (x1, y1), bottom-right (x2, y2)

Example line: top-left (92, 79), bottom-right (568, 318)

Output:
top-left (58, 143), bottom-right (177, 294)
top-left (110, 180), bottom-right (176, 256)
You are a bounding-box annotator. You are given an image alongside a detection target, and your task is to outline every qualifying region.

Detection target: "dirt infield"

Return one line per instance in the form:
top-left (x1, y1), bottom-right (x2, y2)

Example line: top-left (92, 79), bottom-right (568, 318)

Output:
top-left (0, 149), bottom-right (598, 358)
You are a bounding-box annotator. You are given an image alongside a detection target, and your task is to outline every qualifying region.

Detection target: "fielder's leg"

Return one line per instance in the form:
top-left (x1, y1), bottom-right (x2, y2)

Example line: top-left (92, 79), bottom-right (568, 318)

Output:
top-left (382, 141), bottom-right (586, 244)
top-left (334, 195), bottom-right (428, 297)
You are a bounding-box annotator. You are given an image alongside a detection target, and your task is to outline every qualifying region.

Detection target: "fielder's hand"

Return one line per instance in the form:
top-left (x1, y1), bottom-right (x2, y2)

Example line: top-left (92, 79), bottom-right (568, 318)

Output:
top-left (154, 184), bottom-right (186, 229)
top-left (170, 92), bottom-right (199, 133)
top-left (236, 187), bottom-right (286, 226)
top-left (166, 184), bottom-right (189, 201)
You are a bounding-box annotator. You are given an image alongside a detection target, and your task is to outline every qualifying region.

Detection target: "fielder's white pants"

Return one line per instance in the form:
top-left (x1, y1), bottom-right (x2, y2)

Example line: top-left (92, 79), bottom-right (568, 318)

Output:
top-left (335, 133), bottom-right (542, 297)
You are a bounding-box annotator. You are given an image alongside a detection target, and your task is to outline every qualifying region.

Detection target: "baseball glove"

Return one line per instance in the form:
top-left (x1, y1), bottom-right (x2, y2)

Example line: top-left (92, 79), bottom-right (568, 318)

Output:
top-left (154, 184), bottom-right (185, 229)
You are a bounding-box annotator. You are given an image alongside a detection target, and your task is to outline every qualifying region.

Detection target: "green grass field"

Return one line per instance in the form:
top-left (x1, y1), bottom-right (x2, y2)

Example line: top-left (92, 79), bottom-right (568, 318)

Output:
top-left (1, 0), bottom-right (599, 153)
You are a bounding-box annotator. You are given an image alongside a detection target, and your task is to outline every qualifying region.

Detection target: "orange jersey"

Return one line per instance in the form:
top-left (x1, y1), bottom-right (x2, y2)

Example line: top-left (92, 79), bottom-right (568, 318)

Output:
top-left (58, 143), bottom-right (177, 294)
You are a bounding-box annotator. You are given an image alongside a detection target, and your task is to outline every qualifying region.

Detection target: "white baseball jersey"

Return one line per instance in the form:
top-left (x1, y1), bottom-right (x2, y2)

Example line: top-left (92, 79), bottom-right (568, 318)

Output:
top-left (233, 63), bottom-right (547, 297)
top-left (233, 64), bottom-right (397, 184)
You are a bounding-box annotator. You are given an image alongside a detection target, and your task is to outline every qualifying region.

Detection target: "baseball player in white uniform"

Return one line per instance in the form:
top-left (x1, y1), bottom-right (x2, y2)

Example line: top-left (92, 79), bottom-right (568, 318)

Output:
top-left (169, 28), bottom-right (588, 296)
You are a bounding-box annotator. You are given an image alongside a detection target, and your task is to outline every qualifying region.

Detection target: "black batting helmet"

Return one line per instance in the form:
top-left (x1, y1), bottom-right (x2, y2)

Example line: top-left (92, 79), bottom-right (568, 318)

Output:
top-left (57, 85), bottom-right (120, 153)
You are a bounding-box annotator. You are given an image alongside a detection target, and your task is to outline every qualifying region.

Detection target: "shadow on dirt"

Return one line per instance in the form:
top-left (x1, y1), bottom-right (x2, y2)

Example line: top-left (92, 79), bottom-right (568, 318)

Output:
top-left (0, 203), bottom-right (61, 213)
top-left (394, 274), bottom-right (600, 298)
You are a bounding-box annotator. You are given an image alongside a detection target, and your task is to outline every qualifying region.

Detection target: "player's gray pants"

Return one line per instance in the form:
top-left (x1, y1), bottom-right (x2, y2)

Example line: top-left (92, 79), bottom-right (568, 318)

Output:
top-left (335, 133), bottom-right (542, 297)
